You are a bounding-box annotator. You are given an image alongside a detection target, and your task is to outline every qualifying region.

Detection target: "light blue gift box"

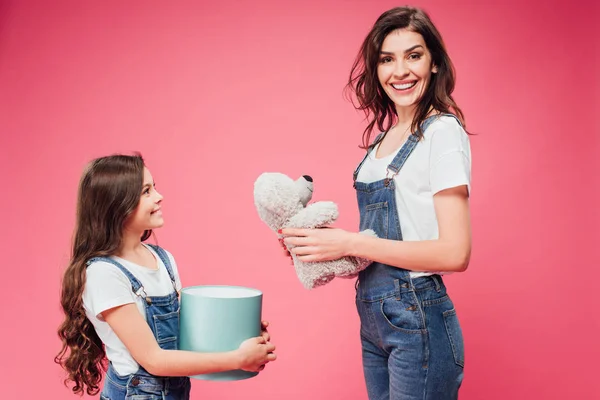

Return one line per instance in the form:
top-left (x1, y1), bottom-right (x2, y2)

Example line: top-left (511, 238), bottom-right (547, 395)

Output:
top-left (178, 285), bottom-right (263, 381)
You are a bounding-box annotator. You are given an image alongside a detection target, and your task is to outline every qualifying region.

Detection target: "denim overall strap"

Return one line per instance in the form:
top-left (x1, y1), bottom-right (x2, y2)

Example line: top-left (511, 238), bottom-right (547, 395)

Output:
top-left (352, 115), bottom-right (445, 299)
top-left (439, 112), bottom-right (463, 127)
top-left (86, 257), bottom-right (147, 298)
top-left (92, 256), bottom-right (191, 399)
top-left (146, 244), bottom-right (177, 290)
top-left (353, 114), bottom-right (458, 185)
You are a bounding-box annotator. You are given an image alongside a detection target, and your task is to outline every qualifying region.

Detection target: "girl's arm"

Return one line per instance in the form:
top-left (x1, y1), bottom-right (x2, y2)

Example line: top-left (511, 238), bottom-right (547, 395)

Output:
top-left (283, 185), bottom-right (471, 273)
top-left (102, 304), bottom-right (276, 377)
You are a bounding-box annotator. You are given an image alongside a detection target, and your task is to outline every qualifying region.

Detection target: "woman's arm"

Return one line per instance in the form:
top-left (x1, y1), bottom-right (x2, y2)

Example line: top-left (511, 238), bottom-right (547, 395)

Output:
top-left (102, 304), bottom-right (276, 376)
top-left (283, 185), bottom-right (471, 273)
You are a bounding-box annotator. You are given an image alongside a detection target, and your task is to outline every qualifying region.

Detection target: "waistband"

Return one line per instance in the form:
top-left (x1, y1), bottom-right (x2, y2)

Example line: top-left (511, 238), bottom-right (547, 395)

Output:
top-left (356, 270), bottom-right (445, 302)
top-left (106, 363), bottom-right (188, 391)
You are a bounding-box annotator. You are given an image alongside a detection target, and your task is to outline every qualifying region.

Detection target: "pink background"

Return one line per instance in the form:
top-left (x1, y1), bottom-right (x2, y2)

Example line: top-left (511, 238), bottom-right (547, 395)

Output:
top-left (1, 0), bottom-right (598, 399)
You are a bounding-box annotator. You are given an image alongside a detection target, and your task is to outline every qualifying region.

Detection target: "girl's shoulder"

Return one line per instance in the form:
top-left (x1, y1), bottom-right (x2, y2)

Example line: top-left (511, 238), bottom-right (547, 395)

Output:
top-left (146, 243), bottom-right (174, 256)
top-left (145, 244), bottom-right (177, 267)
top-left (86, 258), bottom-right (132, 283)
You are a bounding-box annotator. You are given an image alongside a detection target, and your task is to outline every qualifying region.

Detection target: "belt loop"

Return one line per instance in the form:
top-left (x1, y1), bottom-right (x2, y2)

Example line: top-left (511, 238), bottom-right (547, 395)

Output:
top-left (432, 275), bottom-right (441, 292)
top-left (394, 279), bottom-right (401, 300)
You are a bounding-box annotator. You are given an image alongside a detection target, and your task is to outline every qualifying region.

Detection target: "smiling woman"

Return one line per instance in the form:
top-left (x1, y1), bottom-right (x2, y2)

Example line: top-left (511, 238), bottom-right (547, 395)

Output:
top-left (377, 32), bottom-right (438, 119)
top-left (281, 6), bottom-right (471, 400)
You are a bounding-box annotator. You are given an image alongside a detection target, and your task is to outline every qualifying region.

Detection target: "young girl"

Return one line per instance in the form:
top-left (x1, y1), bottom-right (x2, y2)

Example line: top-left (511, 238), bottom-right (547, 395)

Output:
top-left (282, 7), bottom-right (470, 400)
top-left (56, 154), bottom-right (276, 399)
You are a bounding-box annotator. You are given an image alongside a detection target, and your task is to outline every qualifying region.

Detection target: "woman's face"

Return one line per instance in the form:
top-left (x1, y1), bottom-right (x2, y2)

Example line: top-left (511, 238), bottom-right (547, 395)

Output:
top-left (377, 29), bottom-right (437, 111)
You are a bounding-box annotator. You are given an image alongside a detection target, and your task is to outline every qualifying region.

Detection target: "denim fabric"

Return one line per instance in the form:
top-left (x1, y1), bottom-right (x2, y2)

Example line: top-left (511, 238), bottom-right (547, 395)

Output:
top-left (353, 115), bottom-right (465, 400)
top-left (88, 245), bottom-right (191, 400)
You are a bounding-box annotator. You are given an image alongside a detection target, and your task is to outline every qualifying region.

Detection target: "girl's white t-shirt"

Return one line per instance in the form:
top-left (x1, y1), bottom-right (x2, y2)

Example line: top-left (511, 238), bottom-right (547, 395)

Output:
top-left (82, 244), bottom-right (182, 375)
top-left (355, 115), bottom-right (471, 278)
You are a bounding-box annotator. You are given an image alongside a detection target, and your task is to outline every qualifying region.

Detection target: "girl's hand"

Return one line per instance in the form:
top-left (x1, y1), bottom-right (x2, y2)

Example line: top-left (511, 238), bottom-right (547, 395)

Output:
top-left (237, 337), bottom-right (277, 372)
top-left (281, 227), bottom-right (355, 262)
top-left (261, 320), bottom-right (271, 342)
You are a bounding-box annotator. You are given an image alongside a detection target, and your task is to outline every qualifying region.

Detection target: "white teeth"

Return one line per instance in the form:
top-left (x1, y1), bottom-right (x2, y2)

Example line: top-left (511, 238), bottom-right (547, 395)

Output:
top-left (392, 82), bottom-right (417, 90)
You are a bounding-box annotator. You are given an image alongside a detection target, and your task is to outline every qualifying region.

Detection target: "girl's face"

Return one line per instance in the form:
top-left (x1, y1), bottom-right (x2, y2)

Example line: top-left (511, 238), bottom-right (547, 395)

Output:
top-left (377, 29), bottom-right (437, 112)
top-left (126, 167), bottom-right (164, 233)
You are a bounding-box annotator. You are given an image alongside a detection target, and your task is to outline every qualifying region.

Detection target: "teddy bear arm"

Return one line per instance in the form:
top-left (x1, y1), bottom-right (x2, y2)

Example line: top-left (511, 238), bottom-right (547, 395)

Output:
top-left (286, 201), bottom-right (339, 229)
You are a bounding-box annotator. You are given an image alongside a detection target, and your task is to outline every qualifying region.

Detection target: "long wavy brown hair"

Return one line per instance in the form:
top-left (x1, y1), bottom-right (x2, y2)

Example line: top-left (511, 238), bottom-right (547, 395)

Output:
top-left (346, 6), bottom-right (467, 148)
top-left (55, 154), bottom-right (151, 396)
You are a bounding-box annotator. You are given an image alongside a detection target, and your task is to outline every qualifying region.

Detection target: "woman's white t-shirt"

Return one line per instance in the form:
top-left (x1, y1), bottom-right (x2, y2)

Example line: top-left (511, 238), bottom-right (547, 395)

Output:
top-left (82, 244), bottom-right (182, 375)
top-left (355, 115), bottom-right (471, 278)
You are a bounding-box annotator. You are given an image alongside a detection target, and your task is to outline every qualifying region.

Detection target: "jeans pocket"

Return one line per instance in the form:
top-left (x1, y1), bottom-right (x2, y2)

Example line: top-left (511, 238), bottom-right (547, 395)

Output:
top-left (152, 310), bottom-right (179, 349)
top-left (360, 201), bottom-right (389, 238)
top-left (443, 308), bottom-right (465, 367)
top-left (380, 296), bottom-right (423, 334)
top-left (126, 388), bottom-right (162, 400)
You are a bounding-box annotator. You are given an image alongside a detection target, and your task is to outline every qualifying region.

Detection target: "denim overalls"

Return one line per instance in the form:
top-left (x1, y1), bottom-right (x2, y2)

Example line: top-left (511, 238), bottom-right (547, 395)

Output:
top-left (353, 114), bottom-right (465, 400)
top-left (87, 244), bottom-right (191, 400)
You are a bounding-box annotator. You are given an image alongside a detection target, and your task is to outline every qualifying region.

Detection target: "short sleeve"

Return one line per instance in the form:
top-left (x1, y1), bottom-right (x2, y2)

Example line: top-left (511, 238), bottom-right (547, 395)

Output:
top-left (83, 261), bottom-right (137, 321)
top-left (428, 116), bottom-right (472, 195)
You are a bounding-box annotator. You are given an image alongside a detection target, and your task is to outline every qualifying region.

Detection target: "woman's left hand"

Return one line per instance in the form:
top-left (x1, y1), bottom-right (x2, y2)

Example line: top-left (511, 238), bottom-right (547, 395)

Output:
top-left (281, 227), bottom-right (355, 262)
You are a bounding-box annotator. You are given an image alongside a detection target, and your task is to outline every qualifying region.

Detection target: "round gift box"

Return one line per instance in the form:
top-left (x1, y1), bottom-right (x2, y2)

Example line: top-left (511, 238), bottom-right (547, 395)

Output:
top-left (179, 285), bottom-right (263, 381)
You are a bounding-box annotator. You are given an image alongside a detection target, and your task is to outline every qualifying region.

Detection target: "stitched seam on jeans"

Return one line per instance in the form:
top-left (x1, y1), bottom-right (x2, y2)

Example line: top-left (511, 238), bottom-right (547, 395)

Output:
top-left (422, 295), bottom-right (449, 307)
top-left (412, 290), bottom-right (428, 332)
top-left (358, 292), bottom-right (396, 303)
top-left (422, 332), bottom-right (430, 400)
top-left (105, 373), bottom-right (127, 390)
top-left (443, 309), bottom-right (464, 367)
top-left (413, 282), bottom-right (437, 292)
top-left (365, 201), bottom-right (387, 211)
top-left (379, 299), bottom-right (424, 334)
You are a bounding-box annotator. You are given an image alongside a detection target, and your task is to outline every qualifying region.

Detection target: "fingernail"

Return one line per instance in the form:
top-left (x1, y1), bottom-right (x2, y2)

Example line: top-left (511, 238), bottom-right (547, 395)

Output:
top-left (277, 229), bottom-right (282, 234)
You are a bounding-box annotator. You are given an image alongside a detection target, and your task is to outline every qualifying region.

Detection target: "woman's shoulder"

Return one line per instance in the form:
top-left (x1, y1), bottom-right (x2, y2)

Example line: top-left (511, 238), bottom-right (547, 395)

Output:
top-left (424, 114), bottom-right (465, 136)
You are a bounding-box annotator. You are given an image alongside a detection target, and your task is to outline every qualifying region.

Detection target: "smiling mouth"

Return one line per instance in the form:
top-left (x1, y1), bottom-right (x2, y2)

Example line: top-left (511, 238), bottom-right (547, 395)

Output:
top-left (391, 81), bottom-right (417, 90)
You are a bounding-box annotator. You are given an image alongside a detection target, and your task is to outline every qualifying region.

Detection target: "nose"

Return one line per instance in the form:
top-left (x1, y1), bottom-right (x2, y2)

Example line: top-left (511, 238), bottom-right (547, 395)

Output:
top-left (303, 175), bottom-right (313, 182)
top-left (393, 59), bottom-right (409, 78)
top-left (155, 190), bottom-right (163, 203)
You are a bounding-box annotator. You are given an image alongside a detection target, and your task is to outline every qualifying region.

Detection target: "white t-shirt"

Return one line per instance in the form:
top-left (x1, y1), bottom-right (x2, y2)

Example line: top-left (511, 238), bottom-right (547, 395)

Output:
top-left (356, 115), bottom-right (471, 278)
top-left (82, 244), bottom-right (183, 375)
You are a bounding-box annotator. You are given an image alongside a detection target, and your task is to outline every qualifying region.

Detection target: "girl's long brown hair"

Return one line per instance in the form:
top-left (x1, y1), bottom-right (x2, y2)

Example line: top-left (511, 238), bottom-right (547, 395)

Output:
top-left (55, 154), bottom-right (151, 396)
top-left (346, 6), bottom-right (467, 148)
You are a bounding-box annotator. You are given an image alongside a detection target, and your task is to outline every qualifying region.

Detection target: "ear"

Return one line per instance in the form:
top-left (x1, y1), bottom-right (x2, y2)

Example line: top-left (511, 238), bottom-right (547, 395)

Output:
top-left (432, 64), bottom-right (438, 74)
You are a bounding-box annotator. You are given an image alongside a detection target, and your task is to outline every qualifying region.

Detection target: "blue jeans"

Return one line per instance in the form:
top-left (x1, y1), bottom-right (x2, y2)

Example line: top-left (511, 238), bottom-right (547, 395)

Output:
top-left (356, 275), bottom-right (464, 400)
top-left (100, 363), bottom-right (191, 400)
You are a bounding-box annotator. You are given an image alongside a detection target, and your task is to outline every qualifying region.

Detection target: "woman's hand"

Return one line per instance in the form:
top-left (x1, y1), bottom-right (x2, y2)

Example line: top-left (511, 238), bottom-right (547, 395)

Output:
top-left (280, 227), bottom-right (356, 262)
top-left (278, 237), bottom-right (293, 263)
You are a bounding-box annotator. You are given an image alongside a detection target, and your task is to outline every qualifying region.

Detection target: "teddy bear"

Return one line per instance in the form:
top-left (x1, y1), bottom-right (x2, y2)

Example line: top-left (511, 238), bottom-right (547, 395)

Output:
top-left (253, 172), bottom-right (376, 289)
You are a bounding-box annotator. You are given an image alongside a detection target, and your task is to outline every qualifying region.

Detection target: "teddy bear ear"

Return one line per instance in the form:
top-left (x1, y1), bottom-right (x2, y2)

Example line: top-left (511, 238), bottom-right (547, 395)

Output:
top-left (253, 173), bottom-right (301, 228)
